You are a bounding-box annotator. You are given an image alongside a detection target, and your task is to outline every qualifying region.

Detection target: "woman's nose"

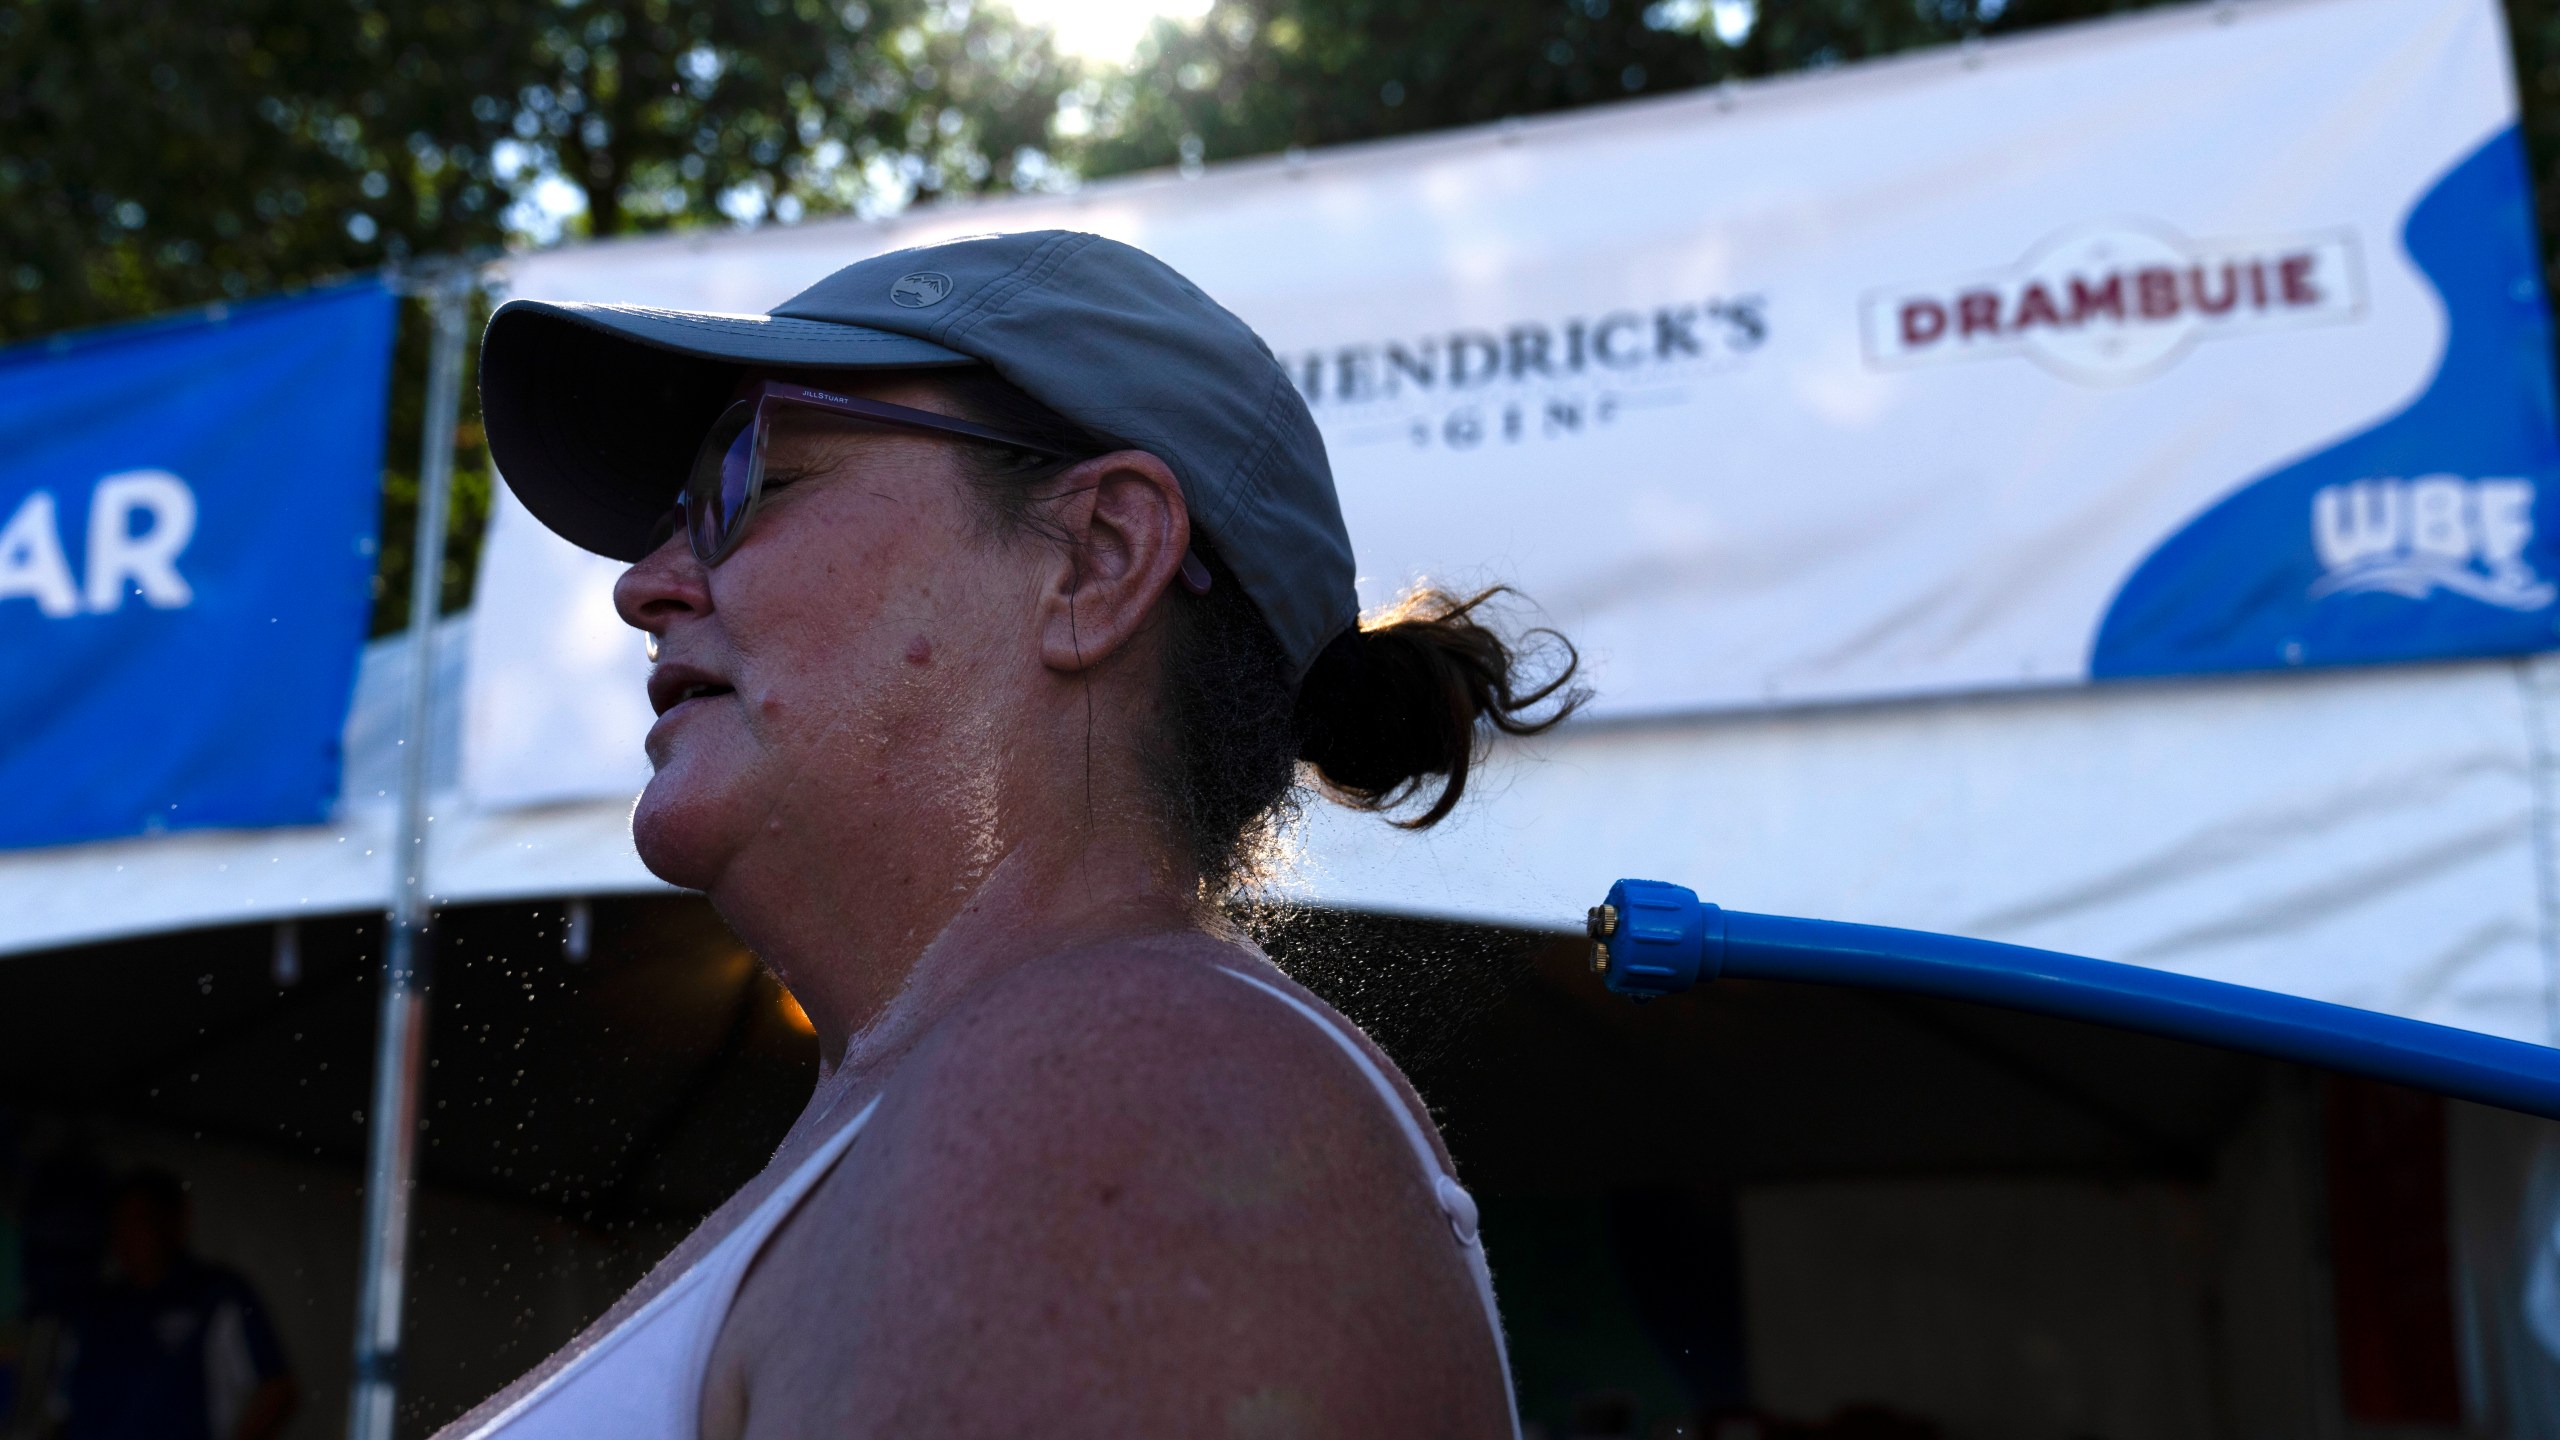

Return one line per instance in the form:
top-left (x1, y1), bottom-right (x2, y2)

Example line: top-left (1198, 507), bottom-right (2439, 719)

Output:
top-left (614, 528), bottom-right (712, 642)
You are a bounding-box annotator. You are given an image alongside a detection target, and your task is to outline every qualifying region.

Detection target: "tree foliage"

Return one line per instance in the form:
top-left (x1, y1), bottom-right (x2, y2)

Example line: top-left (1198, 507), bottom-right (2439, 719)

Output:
top-left (1072, 0), bottom-right (2145, 175)
top-left (2504, 0), bottom-right (2560, 303)
top-left (0, 0), bottom-right (1072, 337)
top-left (1073, 0), bottom-right (1730, 174)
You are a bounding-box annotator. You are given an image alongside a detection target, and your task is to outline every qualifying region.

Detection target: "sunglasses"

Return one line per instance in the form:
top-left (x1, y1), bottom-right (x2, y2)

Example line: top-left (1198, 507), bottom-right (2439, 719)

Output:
top-left (671, 379), bottom-right (1080, 566)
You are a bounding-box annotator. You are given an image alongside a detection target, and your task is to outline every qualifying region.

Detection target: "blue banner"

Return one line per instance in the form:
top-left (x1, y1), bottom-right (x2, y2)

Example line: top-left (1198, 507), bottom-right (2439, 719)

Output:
top-left (0, 282), bottom-right (396, 850)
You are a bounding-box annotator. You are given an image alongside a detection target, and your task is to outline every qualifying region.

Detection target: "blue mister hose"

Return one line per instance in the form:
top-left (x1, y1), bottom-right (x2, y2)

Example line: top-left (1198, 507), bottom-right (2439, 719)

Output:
top-left (1585, 878), bottom-right (2560, 1122)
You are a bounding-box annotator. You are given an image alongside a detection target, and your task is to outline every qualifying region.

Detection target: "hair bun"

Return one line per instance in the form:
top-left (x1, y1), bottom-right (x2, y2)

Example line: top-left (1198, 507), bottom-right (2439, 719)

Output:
top-left (1293, 587), bottom-right (1586, 829)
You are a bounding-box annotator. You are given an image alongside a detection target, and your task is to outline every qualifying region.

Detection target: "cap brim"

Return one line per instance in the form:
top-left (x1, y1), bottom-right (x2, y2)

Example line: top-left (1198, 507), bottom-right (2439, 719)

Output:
top-left (480, 299), bottom-right (976, 562)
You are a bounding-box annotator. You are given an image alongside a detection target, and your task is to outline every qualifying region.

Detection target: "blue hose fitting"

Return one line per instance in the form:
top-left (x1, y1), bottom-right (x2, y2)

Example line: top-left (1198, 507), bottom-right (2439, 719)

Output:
top-left (1588, 878), bottom-right (1723, 998)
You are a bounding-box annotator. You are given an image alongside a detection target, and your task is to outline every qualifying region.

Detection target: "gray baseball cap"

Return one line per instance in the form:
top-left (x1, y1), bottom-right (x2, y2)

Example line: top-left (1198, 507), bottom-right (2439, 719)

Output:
top-left (479, 229), bottom-right (1357, 676)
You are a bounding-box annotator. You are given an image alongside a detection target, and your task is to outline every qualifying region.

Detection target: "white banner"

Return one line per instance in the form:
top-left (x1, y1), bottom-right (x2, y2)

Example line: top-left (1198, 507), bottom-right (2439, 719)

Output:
top-left (466, 0), bottom-right (2551, 809)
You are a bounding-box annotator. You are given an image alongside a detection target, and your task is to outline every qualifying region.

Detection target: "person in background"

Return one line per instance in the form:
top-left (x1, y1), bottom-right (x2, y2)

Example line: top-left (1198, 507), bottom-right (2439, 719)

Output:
top-left (10, 1145), bottom-right (109, 1440)
top-left (61, 1169), bottom-right (296, 1440)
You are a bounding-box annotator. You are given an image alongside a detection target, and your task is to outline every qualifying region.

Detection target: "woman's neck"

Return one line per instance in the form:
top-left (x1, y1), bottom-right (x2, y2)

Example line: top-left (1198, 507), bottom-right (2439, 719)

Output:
top-left (742, 814), bottom-right (1212, 1123)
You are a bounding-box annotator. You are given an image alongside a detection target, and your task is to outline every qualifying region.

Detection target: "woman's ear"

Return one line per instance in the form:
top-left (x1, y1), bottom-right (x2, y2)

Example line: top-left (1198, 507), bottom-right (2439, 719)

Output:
top-left (1032, 449), bottom-right (1191, 674)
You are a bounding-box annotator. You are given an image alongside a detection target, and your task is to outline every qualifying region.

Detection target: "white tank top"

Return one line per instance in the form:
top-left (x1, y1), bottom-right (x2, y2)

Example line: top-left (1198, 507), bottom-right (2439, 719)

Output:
top-left (458, 966), bottom-right (1520, 1440)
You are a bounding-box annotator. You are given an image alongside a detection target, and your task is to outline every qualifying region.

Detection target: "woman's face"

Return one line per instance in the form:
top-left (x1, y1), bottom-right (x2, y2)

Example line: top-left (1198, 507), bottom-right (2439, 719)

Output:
top-left (612, 376), bottom-right (1040, 905)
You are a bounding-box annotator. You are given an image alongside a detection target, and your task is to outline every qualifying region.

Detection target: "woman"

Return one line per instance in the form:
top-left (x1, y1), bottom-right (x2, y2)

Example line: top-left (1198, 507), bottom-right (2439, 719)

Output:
top-left (458, 230), bottom-right (1578, 1438)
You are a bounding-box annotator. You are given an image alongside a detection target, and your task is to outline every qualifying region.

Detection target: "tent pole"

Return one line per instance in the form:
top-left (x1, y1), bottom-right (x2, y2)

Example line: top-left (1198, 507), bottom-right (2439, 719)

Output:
top-left (349, 265), bottom-right (472, 1440)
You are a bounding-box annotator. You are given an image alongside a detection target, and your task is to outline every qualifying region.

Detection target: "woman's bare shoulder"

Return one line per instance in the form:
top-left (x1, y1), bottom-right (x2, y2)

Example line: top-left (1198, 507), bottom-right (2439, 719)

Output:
top-left (709, 931), bottom-right (1510, 1438)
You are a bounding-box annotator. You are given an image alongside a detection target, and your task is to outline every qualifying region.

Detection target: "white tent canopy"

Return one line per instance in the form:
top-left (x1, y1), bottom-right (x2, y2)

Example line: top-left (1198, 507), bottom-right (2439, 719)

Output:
top-left (7, 0), bottom-right (2559, 1048)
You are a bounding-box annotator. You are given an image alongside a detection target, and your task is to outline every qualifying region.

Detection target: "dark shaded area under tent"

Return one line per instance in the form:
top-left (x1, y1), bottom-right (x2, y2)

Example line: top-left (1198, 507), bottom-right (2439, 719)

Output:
top-left (0, 897), bottom-right (2502, 1439)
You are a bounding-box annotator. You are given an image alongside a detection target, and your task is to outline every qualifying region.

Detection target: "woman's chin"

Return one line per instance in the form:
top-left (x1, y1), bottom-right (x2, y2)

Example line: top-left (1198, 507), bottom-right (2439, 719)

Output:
top-left (629, 774), bottom-right (742, 893)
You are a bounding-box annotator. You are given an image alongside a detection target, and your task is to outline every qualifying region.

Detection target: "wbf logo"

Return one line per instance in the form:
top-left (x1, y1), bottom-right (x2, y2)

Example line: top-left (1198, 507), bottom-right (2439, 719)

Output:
top-left (2310, 476), bottom-right (2553, 611)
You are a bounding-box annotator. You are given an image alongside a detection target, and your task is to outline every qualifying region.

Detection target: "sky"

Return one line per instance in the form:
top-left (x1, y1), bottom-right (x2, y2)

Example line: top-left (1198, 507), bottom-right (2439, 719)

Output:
top-left (1001, 0), bottom-right (1214, 61)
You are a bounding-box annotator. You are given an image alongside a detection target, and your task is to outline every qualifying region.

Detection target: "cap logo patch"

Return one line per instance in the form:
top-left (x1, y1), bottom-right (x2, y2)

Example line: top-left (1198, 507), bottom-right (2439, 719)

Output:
top-left (890, 272), bottom-right (954, 308)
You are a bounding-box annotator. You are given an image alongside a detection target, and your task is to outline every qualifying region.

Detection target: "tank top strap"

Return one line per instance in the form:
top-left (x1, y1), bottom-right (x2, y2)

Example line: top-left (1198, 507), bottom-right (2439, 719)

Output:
top-left (1213, 966), bottom-right (1522, 1437)
top-left (457, 1094), bottom-right (884, 1440)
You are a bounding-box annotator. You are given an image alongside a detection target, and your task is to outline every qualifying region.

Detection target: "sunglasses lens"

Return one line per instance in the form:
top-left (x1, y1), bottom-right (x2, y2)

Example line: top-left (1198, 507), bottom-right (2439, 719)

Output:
top-left (685, 402), bottom-right (761, 562)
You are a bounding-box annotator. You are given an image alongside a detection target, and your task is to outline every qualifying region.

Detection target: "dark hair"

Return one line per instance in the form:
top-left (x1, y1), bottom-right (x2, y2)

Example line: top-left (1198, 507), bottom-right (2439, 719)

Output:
top-left (928, 368), bottom-right (1587, 893)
